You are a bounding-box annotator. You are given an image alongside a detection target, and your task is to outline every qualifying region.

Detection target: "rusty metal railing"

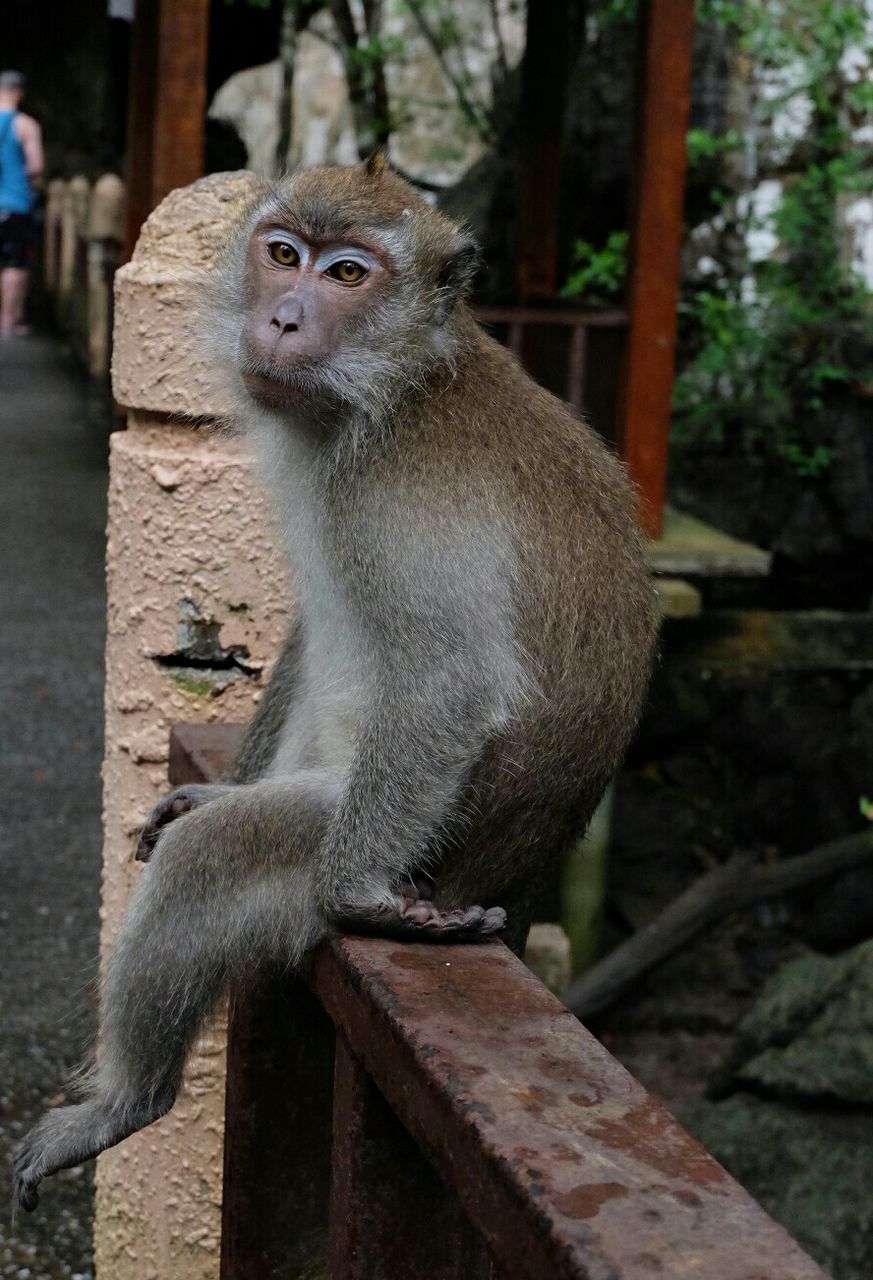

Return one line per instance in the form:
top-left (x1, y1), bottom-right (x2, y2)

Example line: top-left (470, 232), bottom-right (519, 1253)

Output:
top-left (473, 305), bottom-right (627, 413)
top-left (168, 723), bottom-right (827, 1280)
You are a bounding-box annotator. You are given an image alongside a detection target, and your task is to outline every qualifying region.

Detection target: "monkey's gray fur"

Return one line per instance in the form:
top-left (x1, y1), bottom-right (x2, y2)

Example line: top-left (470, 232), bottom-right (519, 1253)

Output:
top-left (15, 160), bottom-right (657, 1210)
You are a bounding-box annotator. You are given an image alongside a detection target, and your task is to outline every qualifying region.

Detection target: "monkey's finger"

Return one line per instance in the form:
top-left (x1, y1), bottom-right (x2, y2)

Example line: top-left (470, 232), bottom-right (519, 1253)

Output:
top-left (134, 835), bottom-right (155, 863)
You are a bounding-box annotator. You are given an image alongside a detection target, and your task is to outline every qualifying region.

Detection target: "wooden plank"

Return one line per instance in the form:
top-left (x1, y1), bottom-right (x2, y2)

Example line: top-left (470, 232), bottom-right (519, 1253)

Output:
top-left (619, 0), bottom-right (696, 537)
top-left (655, 576), bottom-right (702, 618)
top-left (647, 506), bottom-right (772, 578)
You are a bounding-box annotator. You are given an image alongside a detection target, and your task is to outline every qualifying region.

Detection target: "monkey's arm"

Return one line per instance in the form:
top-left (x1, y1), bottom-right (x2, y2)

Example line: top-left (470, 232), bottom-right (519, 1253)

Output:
top-left (231, 618), bottom-right (304, 783)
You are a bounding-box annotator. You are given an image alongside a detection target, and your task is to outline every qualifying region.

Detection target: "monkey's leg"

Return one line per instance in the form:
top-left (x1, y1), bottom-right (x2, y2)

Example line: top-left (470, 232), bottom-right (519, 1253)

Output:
top-left (14, 776), bottom-right (337, 1211)
top-left (136, 782), bottom-right (236, 861)
top-left (317, 670), bottom-right (509, 943)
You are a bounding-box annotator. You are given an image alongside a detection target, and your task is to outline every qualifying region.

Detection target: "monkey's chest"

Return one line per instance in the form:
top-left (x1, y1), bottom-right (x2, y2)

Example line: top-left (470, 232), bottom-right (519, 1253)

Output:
top-left (270, 620), bottom-right (366, 779)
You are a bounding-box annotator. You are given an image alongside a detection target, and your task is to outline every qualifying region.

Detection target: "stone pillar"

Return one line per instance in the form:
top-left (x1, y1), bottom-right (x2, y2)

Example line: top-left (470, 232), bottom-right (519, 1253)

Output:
top-left (97, 171), bottom-right (290, 1280)
top-left (43, 178), bottom-right (66, 294)
top-left (87, 174), bottom-right (126, 381)
top-left (58, 174), bottom-right (90, 328)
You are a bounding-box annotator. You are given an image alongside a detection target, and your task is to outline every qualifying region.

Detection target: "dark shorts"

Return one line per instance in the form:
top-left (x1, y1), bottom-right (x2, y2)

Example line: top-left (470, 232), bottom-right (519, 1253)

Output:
top-left (0, 210), bottom-right (35, 269)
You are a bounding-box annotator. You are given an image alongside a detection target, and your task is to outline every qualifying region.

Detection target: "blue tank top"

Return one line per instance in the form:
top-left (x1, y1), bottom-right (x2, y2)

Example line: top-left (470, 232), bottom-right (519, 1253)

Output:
top-left (0, 111), bottom-right (34, 214)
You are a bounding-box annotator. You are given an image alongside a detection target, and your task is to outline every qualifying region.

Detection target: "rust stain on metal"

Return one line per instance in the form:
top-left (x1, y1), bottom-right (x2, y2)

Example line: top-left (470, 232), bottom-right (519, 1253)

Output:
top-left (554, 1181), bottom-right (628, 1220)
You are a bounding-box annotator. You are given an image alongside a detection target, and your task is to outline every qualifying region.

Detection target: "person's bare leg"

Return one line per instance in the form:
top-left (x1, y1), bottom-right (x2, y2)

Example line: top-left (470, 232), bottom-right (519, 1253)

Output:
top-left (0, 267), bottom-right (28, 335)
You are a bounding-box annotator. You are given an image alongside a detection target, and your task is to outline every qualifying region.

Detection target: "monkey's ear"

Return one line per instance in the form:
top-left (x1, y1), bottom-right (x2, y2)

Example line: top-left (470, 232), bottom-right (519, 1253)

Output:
top-left (435, 231), bottom-right (479, 321)
top-left (365, 149), bottom-right (389, 179)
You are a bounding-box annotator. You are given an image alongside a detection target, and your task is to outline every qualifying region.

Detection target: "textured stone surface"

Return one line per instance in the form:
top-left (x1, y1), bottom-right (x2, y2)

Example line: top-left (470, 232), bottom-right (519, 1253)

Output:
top-left (111, 171), bottom-right (260, 420)
top-left (100, 169), bottom-right (291, 1280)
top-left (731, 939), bottom-right (873, 1104)
top-left (682, 1094), bottom-right (873, 1280)
top-left (523, 923), bottom-right (572, 994)
top-left (96, 417), bottom-right (291, 1280)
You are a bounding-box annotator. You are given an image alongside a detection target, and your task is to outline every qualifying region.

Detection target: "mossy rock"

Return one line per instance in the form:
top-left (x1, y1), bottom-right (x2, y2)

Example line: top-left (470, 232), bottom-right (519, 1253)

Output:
top-left (681, 1094), bottom-right (873, 1280)
top-left (731, 939), bottom-right (873, 1104)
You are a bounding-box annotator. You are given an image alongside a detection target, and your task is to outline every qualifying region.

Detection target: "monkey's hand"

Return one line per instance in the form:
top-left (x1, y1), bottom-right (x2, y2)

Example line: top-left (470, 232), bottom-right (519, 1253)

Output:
top-left (135, 783), bottom-right (235, 862)
top-left (340, 893), bottom-right (507, 943)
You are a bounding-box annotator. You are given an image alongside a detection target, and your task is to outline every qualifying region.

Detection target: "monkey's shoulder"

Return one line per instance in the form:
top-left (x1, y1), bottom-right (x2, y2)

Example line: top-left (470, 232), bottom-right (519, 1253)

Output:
top-left (410, 325), bottom-right (633, 504)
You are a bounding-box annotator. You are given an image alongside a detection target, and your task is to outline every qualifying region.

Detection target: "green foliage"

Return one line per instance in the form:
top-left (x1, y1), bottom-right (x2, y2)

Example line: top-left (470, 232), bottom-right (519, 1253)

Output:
top-left (560, 231), bottom-right (628, 303)
top-left (673, 0), bottom-right (873, 479)
top-left (687, 127), bottom-right (743, 165)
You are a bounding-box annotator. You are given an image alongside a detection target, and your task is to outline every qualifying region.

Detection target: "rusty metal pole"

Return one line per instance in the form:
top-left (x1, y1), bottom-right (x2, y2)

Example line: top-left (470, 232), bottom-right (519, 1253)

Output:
top-left (619, 0), bottom-right (695, 537)
top-left (328, 1034), bottom-right (496, 1280)
top-left (123, 0), bottom-right (210, 258)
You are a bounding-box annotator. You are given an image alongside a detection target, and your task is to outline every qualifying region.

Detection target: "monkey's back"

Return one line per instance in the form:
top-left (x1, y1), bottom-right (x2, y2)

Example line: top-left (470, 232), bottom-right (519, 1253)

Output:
top-left (411, 320), bottom-right (658, 938)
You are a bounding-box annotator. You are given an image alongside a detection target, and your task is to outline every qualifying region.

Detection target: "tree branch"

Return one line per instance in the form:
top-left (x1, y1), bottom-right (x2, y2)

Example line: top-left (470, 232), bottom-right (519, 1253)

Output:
top-left (330, 0), bottom-right (390, 157)
top-left (404, 0), bottom-right (494, 142)
top-left (563, 829), bottom-right (873, 1022)
top-left (275, 0), bottom-right (303, 175)
top-left (487, 0), bottom-right (508, 80)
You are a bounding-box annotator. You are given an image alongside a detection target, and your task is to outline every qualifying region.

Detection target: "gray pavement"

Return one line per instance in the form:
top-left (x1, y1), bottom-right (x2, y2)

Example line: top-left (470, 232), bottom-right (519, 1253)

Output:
top-left (0, 334), bottom-right (106, 1279)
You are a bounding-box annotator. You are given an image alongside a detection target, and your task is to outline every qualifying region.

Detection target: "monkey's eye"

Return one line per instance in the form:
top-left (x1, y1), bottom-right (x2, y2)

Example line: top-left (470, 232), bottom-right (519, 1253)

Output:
top-left (267, 241), bottom-right (299, 267)
top-left (327, 260), bottom-right (367, 284)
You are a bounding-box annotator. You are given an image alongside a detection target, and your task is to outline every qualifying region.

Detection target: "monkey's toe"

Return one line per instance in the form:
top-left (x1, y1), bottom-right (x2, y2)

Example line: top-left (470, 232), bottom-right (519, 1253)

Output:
top-left (399, 899), bottom-right (507, 941)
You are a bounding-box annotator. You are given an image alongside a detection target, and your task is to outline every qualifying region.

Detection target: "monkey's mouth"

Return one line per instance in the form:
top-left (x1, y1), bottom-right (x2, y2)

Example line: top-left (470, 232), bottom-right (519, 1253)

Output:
top-left (240, 356), bottom-right (326, 404)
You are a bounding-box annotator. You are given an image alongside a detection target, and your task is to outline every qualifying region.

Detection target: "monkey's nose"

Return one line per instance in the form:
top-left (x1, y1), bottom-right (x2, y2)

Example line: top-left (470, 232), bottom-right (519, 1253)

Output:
top-left (270, 296), bottom-right (303, 336)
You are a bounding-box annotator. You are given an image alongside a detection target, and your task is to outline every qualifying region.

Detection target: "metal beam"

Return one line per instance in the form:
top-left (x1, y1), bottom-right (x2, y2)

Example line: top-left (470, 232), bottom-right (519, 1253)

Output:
top-left (620, 0), bottom-right (696, 536)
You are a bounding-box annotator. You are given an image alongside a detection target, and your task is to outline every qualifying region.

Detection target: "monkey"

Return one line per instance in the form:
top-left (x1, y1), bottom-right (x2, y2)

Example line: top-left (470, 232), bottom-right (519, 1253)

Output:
top-left (14, 155), bottom-right (657, 1210)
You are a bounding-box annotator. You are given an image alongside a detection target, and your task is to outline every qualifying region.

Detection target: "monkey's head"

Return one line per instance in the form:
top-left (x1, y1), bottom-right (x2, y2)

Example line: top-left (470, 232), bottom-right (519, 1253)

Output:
top-left (214, 155), bottom-right (477, 422)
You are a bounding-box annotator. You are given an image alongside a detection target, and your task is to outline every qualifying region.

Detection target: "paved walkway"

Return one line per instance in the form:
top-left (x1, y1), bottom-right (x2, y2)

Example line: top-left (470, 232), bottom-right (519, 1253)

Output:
top-left (0, 334), bottom-right (107, 1279)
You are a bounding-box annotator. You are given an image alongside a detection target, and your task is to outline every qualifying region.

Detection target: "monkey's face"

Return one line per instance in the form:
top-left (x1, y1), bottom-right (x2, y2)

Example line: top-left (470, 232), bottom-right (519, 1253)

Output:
top-left (221, 161), bottom-right (478, 419)
top-left (239, 225), bottom-right (390, 407)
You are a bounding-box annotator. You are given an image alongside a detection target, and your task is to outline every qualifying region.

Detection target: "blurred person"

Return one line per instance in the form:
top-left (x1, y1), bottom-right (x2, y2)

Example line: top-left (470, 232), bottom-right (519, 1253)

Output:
top-left (0, 70), bottom-right (43, 337)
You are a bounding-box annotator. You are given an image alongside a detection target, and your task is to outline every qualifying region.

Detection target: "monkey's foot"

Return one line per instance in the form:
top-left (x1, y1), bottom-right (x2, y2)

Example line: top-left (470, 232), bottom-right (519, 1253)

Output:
top-left (14, 1094), bottom-right (173, 1211)
top-left (136, 783), bottom-right (233, 861)
top-left (344, 895), bottom-right (507, 942)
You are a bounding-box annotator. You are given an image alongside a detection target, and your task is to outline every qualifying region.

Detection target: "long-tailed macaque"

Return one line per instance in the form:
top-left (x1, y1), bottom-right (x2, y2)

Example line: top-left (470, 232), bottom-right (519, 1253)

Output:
top-left (15, 157), bottom-right (656, 1209)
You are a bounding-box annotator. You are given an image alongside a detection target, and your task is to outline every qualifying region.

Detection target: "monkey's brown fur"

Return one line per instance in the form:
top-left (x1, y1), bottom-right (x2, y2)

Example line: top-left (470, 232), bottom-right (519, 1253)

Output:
top-left (15, 161), bottom-right (656, 1210)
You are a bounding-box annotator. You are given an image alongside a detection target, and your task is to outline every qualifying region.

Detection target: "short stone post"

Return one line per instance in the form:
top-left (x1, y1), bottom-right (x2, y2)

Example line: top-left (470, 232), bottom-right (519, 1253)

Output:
top-left (58, 174), bottom-right (90, 330)
top-left (97, 171), bottom-right (291, 1280)
top-left (87, 174), bottom-right (125, 381)
top-left (43, 178), bottom-right (66, 295)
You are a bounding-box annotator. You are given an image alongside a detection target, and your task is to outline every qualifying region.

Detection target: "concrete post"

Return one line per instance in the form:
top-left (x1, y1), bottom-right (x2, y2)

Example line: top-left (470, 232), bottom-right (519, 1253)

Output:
top-left (87, 174), bottom-right (126, 381)
top-left (58, 175), bottom-right (90, 327)
top-left (97, 171), bottom-right (291, 1280)
top-left (43, 178), bottom-right (66, 294)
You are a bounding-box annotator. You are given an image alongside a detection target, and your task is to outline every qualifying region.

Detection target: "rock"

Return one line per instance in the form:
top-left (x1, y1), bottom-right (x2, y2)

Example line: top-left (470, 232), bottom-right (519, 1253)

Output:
top-left (731, 939), bottom-right (873, 1104)
top-left (524, 923), bottom-right (572, 994)
top-left (208, 5), bottom-right (524, 185)
top-left (681, 1094), bottom-right (873, 1280)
